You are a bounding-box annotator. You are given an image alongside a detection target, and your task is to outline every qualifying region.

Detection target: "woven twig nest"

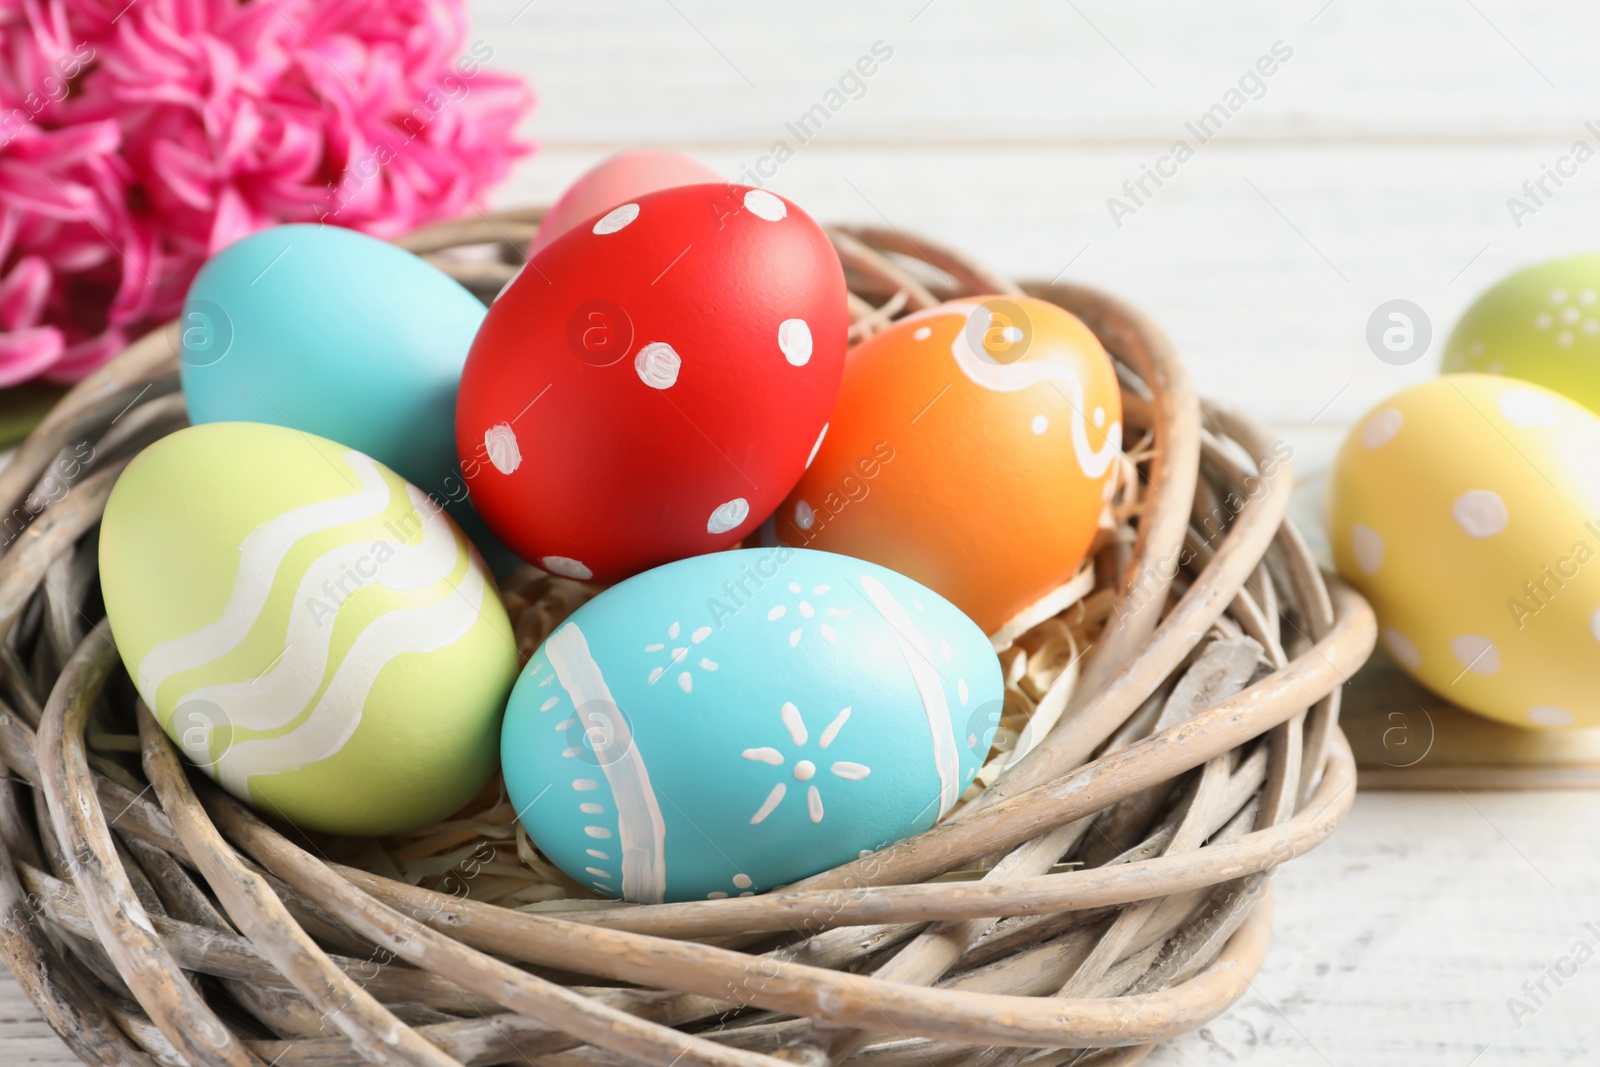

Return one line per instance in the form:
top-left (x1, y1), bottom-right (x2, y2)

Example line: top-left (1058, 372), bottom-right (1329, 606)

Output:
top-left (0, 210), bottom-right (1375, 1067)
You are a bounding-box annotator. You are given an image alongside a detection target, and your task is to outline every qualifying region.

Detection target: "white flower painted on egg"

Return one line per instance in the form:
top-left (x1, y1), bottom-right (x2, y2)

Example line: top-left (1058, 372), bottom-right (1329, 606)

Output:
top-left (741, 701), bottom-right (870, 825)
top-left (765, 580), bottom-right (851, 647)
top-left (643, 619), bottom-right (717, 694)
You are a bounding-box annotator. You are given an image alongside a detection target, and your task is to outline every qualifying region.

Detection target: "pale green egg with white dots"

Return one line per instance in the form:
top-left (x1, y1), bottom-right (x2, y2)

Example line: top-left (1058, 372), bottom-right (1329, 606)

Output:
top-left (1443, 254), bottom-right (1600, 414)
top-left (100, 422), bottom-right (520, 836)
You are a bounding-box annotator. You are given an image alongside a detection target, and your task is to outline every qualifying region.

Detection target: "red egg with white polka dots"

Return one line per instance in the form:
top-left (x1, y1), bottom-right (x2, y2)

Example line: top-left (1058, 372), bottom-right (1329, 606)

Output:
top-left (456, 183), bottom-right (848, 583)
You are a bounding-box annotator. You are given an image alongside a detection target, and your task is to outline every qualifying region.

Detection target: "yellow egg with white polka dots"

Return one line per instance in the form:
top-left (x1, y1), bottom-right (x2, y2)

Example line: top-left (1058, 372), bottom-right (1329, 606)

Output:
top-left (1330, 373), bottom-right (1600, 729)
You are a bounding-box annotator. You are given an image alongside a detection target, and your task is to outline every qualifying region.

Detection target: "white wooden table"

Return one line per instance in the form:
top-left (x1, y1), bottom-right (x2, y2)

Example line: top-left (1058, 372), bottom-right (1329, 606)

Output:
top-left (10, 2), bottom-right (1600, 1062)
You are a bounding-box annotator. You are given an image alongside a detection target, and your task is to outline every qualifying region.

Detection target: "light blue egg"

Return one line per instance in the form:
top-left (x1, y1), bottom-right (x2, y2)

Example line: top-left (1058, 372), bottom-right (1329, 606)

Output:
top-left (179, 223), bottom-right (521, 574)
top-left (502, 547), bottom-right (1003, 903)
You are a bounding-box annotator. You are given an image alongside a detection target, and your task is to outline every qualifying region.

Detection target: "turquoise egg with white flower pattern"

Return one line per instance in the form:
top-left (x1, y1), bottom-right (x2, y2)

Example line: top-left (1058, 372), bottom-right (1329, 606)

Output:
top-left (501, 547), bottom-right (1002, 903)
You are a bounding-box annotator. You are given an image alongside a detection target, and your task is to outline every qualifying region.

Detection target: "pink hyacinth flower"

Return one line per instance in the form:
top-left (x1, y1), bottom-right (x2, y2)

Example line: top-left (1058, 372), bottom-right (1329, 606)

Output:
top-left (0, 0), bottom-right (532, 385)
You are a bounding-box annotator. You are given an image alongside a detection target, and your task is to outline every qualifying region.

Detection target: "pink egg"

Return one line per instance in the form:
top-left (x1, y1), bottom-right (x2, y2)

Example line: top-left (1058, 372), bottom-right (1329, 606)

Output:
top-left (529, 149), bottom-right (723, 256)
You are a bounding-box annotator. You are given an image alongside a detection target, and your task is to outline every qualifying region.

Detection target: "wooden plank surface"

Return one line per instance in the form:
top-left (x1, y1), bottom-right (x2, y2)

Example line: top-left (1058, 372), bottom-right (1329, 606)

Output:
top-left (1346, 651), bottom-right (1600, 790)
top-left (1165, 787), bottom-right (1600, 1065)
top-left (9, 1), bottom-right (1600, 1062)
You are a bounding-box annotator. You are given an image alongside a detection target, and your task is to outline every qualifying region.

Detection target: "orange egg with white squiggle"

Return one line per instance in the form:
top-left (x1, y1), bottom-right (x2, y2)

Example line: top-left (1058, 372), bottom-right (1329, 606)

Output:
top-left (776, 296), bottom-right (1123, 635)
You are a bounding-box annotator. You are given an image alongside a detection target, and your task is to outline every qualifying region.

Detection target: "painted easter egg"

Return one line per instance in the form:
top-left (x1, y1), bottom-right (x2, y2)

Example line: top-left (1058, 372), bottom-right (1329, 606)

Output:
top-left (501, 547), bottom-right (1002, 903)
top-left (100, 422), bottom-right (520, 835)
top-left (527, 149), bottom-right (722, 257)
top-left (1330, 374), bottom-right (1600, 729)
top-left (775, 297), bottom-right (1123, 635)
top-left (179, 223), bottom-right (521, 574)
top-left (457, 183), bottom-right (848, 584)
top-left (1442, 254), bottom-right (1600, 414)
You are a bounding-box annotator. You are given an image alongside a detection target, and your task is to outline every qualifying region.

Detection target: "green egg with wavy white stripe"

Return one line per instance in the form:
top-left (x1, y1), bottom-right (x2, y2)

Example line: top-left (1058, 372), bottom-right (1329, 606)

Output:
top-left (100, 422), bottom-right (519, 836)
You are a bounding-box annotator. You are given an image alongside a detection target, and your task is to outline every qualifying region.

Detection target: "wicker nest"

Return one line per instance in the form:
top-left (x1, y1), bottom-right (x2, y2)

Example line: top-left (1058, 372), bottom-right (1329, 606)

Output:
top-left (0, 210), bottom-right (1375, 1067)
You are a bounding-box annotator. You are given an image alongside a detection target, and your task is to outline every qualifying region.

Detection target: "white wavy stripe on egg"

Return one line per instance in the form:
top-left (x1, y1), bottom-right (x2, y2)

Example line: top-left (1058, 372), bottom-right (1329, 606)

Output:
top-left (133, 449), bottom-right (489, 796)
top-left (214, 555), bottom-right (487, 795)
top-left (134, 452), bottom-right (394, 706)
top-left (175, 483), bottom-right (462, 736)
top-left (896, 301), bottom-right (1123, 480)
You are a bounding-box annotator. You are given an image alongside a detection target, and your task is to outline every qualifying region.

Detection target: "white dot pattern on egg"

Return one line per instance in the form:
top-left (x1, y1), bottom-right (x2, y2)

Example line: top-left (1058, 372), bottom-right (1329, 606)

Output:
top-left (707, 497), bottom-right (750, 535)
top-left (778, 318), bottom-right (813, 366)
top-left (1451, 634), bottom-right (1499, 675)
top-left (484, 423), bottom-right (521, 475)
top-left (1361, 409), bottom-right (1404, 449)
top-left (743, 189), bottom-right (786, 221)
top-left (1331, 375), bottom-right (1600, 729)
top-left (593, 203), bottom-right (640, 235)
top-left (634, 342), bottom-right (681, 389)
top-left (1451, 490), bottom-right (1507, 538)
top-left (1381, 628), bottom-right (1421, 670)
top-left (1497, 389), bottom-right (1558, 426)
top-left (541, 556), bottom-right (592, 580)
top-left (1448, 259), bottom-right (1600, 418)
top-left (1032, 415), bottom-right (1049, 435)
top-left (1351, 524), bottom-right (1384, 575)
